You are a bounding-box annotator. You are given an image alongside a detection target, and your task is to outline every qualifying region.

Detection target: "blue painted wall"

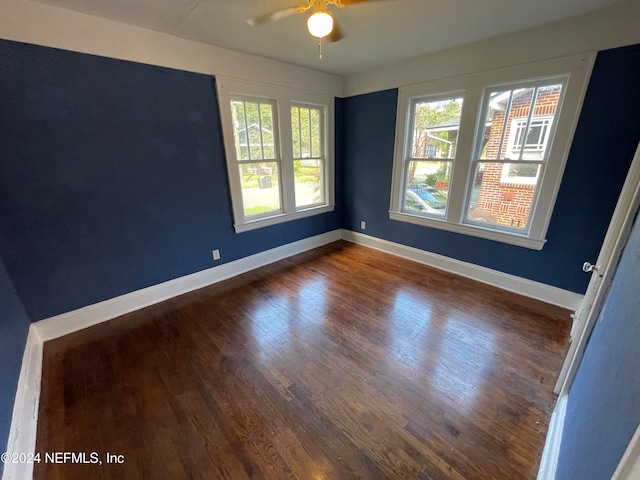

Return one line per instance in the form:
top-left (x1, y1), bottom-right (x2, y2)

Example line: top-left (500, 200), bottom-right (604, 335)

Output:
top-left (554, 207), bottom-right (640, 480)
top-left (0, 40), bottom-right (342, 321)
top-left (0, 257), bottom-right (31, 476)
top-left (341, 44), bottom-right (640, 294)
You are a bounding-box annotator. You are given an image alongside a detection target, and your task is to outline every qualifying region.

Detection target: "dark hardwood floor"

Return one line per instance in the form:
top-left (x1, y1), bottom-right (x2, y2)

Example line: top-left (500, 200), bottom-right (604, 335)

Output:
top-left (34, 241), bottom-right (571, 479)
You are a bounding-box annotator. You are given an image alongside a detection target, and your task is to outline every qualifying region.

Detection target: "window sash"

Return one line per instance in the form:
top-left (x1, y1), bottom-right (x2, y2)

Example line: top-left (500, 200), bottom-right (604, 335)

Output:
top-left (291, 103), bottom-right (324, 159)
top-left (474, 80), bottom-right (565, 163)
top-left (230, 97), bottom-right (279, 162)
top-left (407, 95), bottom-right (463, 161)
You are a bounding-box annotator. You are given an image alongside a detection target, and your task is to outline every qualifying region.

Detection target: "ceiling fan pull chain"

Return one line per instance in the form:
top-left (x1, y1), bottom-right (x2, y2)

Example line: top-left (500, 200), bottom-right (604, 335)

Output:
top-left (318, 37), bottom-right (323, 59)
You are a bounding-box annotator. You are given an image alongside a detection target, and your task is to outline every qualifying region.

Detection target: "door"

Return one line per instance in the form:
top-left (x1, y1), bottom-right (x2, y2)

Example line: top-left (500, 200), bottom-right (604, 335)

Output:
top-left (555, 142), bottom-right (640, 395)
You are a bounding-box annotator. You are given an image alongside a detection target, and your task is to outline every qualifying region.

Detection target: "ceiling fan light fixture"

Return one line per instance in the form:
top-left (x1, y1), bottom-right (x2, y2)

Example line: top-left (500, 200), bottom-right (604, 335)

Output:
top-left (307, 10), bottom-right (333, 38)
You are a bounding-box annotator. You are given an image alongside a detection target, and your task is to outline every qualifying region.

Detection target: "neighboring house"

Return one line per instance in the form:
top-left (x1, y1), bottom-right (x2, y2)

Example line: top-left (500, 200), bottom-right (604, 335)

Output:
top-left (413, 117), bottom-right (460, 159)
top-left (234, 122), bottom-right (275, 162)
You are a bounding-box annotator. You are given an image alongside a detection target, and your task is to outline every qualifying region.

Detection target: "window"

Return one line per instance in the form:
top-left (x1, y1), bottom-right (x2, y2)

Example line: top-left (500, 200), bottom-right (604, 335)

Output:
top-left (291, 104), bottom-right (325, 208)
top-left (230, 97), bottom-right (281, 217)
top-left (390, 54), bottom-right (594, 249)
top-left (217, 78), bottom-right (335, 233)
top-left (467, 80), bottom-right (564, 231)
top-left (401, 95), bottom-right (463, 218)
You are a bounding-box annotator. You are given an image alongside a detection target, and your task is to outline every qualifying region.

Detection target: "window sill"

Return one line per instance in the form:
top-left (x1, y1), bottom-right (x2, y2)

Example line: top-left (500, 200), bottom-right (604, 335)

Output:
top-left (235, 204), bottom-right (335, 233)
top-left (389, 211), bottom-right (546, 250)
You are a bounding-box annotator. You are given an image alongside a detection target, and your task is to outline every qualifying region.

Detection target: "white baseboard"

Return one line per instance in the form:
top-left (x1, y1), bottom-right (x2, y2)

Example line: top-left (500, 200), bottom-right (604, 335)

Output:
top-left (2, 325), bottom-right (43, 480)
top-left (612, 423), bottom-right (640, 480)
top-left (35, 229), bottom-right (342, 341)
top-left (537, 393), bottom-right (567, 480)
top-left (341, 230), bottom-right (583, 310)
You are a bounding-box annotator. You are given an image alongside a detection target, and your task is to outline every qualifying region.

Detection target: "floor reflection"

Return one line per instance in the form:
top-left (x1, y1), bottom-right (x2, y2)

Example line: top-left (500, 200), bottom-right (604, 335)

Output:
top-left (296, 279), bottom-right (327, 323)
top-left (388, 290), bottom-right (432, 364)
top-left (249, 277), bottom-right (327, 353)
top-left (387, 289), bottom-right (497, 409)
top-left (250, 295), bottom-right (292, 352)
top-left (432, 315), bottom-right (496, 408)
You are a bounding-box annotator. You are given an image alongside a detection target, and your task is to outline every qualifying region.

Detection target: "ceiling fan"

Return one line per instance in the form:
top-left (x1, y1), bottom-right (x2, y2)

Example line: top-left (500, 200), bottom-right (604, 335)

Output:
top-left (247, 0), bottom-right (386, 57)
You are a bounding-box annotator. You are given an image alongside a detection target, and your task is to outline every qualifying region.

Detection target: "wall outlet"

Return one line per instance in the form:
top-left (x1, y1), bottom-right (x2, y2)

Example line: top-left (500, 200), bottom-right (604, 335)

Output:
top-left (360, 221), bottom-right (366, 230)
top-left (212, 249), bottom-right (220, 261)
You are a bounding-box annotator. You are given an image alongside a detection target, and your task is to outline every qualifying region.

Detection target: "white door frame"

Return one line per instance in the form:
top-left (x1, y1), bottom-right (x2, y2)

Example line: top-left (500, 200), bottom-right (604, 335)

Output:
top-left (555, 141), bottom-right (640, 396)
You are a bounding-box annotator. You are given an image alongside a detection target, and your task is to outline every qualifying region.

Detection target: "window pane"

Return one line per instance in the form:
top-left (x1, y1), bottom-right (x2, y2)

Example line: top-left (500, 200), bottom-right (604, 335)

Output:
top-left (311, 108), bottom-right (321, 158)
top-left (231, 99), bottom-right (276, 161)
top-left (239, 162), bottom-right (281, 217)
top-left (466, 162), bottom-right (540, 230)
top-left (291, 106), bottom-right (300, 159)
top-left (299, 107), bottom-right (311, 157)
top-left (231, 100), bottom-right (249, 160)
top-left (503, 162), bottom-right (541, 183)
top-left (292, 104), bottom-right (324, 209)
top-left (294, 159), bottom-right (324, 208)
top-left (403, 160), bottom-right (451, 216)
top-left (260, 103), bottom-right (275, 159)
top-left (411, 97), bottom-right (463, 159)
top-left (480, 84), bottom-right (563, 161)
top-left (246, 102), bottom-right (262, 159)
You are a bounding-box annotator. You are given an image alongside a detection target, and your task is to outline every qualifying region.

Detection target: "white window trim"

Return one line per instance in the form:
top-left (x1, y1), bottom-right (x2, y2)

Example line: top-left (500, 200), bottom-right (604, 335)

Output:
top-left (217, 77), bottom-right (335, 233)
top-left (389, 53), bottom-right (595, 250)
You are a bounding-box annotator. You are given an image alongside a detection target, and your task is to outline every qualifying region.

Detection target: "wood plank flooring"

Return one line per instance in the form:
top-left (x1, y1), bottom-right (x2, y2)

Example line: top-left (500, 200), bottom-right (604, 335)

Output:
top-left (34, 241), bottom-right (571, 479)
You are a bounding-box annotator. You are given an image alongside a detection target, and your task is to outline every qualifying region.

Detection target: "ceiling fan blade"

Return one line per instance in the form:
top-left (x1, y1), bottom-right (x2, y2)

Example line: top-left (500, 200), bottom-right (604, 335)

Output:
top-left (247, 7), bottom-right (299, 27)
top-left (326, 18), bottom-right (343, 43)
top-left (339, 0), bottom-right (391, 4)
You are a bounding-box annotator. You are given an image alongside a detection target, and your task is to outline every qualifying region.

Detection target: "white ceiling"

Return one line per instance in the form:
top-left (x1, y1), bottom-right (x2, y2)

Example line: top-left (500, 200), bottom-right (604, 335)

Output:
top-left (30, 0), bottom-right (627, 75)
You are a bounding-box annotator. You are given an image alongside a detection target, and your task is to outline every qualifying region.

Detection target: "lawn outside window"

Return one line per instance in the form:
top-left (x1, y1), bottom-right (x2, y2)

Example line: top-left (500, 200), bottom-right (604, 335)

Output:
top-left (389, 53), bottom-right (595, 250)
top-left (217, 77), bottom-right (335, 233)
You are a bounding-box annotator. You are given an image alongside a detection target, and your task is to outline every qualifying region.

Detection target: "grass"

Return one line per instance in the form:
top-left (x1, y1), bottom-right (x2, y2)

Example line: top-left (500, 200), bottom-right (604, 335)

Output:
top-left (244, 206), bottom-right (279, 216)
top-left (241, 165), bottom-right (319, 189)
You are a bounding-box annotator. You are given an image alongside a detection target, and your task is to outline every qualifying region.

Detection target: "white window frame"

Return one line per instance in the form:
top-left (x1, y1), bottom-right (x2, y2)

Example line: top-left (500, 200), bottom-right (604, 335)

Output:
top-left (401, 93), bottom-right (464, 219)
top-left (389, 53), bottom-right (595, 250)
top-left (217, 77), bottom-right (335, 233)
top-left (291, 102), bottom-right (327, 209)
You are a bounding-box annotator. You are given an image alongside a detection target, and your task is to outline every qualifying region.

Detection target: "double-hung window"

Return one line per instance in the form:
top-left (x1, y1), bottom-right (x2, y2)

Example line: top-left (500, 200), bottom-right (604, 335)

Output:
top-left (390, 54), bottom-right (594, 249)
top-left (402, 95), bottom-right (463, 217)
top-left (230, 97), bottom-right (282, 217)
top-left (291, 103), bottom-right (326, 208)
top-left (217, 78), bottom-right (335, 233)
